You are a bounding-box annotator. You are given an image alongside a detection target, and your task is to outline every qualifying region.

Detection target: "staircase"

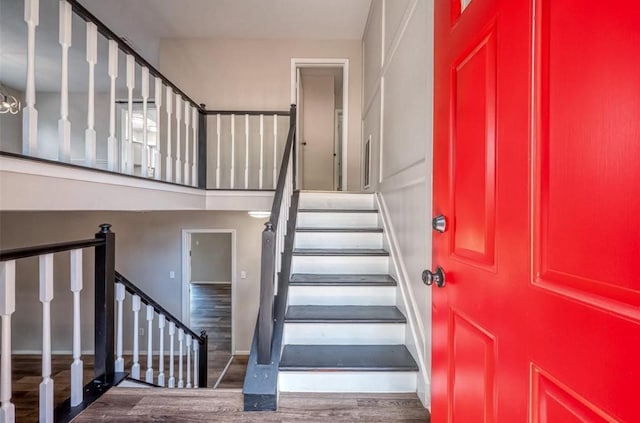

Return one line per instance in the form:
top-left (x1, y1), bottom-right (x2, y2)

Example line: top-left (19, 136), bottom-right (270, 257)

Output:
top-left (278, 191), bottom-right (419, 393)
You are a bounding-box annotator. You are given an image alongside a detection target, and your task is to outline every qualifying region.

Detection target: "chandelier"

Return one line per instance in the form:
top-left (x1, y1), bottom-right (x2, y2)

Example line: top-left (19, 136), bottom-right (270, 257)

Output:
top-left (0, 85), bottom-right (21, 114)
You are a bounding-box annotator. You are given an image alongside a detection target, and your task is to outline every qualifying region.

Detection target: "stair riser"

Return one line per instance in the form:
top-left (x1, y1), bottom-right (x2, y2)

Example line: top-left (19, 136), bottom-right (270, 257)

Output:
top-left (288, 285), bottom-right (396, 306)
top-left (297, 212), bottom-right (379, 229)
top-left (278, 371), bottom-right (418, 393)
top-left (299, 193), bottom-right (375, 210)
top-left (291, 256), bottom-right (389, 274)
top-left (284, 323), bottom-right (406, 345)
top-left (294, 232), bottom-right (383, 249)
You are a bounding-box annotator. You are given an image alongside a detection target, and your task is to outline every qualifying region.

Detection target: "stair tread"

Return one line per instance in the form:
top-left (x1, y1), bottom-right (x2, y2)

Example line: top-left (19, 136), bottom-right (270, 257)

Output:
top-left (279, 345), bottom-right (418, 371)
top-left (290, 274), bottom-right (397, 286)
top-left (298, 209), bottom-right (379, 213)
top-left (296, 227), bottom-right (383, 233)
top-left (285, 305), bottom-right (406, 323)
top-left (293, 248), bottom-right (389, 256)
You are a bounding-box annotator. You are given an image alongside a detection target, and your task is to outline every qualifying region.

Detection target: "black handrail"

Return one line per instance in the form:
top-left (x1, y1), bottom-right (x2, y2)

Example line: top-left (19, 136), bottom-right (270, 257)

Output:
top-left (204, 110), bottom-right (291, 116)
top-left (0, 238), bottom-right (104, 261)
top-left (269, 105), bottom-right (297, 228)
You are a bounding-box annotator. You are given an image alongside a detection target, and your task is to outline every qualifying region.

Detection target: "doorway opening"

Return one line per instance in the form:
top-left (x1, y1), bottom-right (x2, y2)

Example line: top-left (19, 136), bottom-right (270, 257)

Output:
top-left (291, 59), bottom-right (349, 191)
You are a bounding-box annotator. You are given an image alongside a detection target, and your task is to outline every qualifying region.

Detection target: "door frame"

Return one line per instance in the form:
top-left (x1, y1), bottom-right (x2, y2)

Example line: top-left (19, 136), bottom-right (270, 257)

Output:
top-left (181, 228), bottom-right (237, 354)
top-left (290, 58), bottom-right (349, 191)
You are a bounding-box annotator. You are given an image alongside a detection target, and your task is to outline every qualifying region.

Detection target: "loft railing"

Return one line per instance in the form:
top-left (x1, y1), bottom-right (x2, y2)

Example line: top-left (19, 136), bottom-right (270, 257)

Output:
top-left (0, 224), bottom-right (207, 423)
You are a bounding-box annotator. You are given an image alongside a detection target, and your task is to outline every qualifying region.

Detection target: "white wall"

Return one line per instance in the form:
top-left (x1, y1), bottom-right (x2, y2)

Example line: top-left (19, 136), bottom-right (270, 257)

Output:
top-left (362, 0), bottom-right (434, 406)
top-left (0, 210), bottom-right (264, 354)
top-left (158, 38), bottom-right (363, 191)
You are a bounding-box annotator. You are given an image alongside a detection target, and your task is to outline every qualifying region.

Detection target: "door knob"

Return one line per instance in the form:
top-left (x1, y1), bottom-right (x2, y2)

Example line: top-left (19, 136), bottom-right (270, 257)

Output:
top-left (432, 215), bottom-right (447, 233)
top-left (422, 266), bottom-right (446, 288)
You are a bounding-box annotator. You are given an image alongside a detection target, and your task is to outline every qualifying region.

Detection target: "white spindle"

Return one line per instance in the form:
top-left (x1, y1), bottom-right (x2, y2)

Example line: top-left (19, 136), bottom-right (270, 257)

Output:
top-left (216, 114), bottom-right (221, 188)
top-left (107, 40), bottom-right (118, 171)
top-left (115, 282), bottom-right (125, 372)
top-left (191, 106), bottom-right (198, 187)
top-left (39, 254), bottom-right (54, 423)
top-left (168, 321), bottom-right (175, 388)
top-left (244, 114), bottom-right (249, 189)
top-left (193, 339), bottom-right (199, 389)
top-left (154, 78), bottom-right (163, 180)
top-left (259, 114), bottom-right (264, 189)
top-left (131, 294), bottom-right (141, 379)
top-left (230, 114), bottom-right (236, 189)
top-left (22, 0), bottom-right (39, 156)
top-left (58, 0), bottom-right (72, 162)
top-left (273, 114), bottom-right (278, 188)
top-left (165, 87), bottom-right (173, 182)
top-left (0, 260), bottom-right (16, 422)
top-left (178, 328), bottom-right (184, 388)
top-left (157, 314), bottom-right (166, 386)
top-left (125, 55), bottom-right (135, 174)
top-left (145, 304), bottom-right (154, 383)
top-left (70, 250), bottom-right (83, 407)
top-left (175, 95), bottom-right (182, 184)
top-left (141, 67), bottom-right (150, 177)
top-left (186, 334), bottom-right (192, 388)
top-left (183, 103), bottom-right (190, 186)
top-left (84, 22), bottom-right (97, 167)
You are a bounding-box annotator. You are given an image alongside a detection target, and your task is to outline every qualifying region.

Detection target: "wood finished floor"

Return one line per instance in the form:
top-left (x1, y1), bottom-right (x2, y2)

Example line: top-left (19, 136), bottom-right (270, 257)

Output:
top-left (75, 389), bottom-right (430, 422)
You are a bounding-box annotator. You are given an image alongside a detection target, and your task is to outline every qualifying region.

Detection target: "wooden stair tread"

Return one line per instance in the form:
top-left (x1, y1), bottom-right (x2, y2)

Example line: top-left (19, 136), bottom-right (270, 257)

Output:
top-left (295, 227), bottom-right (383, 233)
top-left (290, 274), bottom-right (397, 286)
top-left (279, 345), bottom-right (418, 371)
top-left (285, 306), bottom-right (406, 323)
top-left (293, 248), bottom-right (389, 256)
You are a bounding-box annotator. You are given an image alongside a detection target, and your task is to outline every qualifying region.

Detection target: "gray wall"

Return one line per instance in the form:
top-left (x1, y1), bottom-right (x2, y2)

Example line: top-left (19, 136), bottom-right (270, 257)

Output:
top-left (0, 210), bottom-right (263, 354)
top-left (190, 232), bottom-right (232, 282)
top-left (0, 84), bottom-right (24, 154)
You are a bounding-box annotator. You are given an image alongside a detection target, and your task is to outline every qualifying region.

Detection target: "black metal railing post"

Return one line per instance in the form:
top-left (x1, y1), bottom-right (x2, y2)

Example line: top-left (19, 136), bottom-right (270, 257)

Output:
top-left (257, 222), bottom-right (276, 364)
top-left (198, 103), bottom-right (207, 189)
top-left (94, 223), bottom-right (115, 381)
top-left (198, 330), bottom-right (208, 387)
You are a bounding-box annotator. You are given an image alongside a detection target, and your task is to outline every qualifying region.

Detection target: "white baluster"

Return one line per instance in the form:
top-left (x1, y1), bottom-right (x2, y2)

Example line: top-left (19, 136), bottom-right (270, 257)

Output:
top-left (168, 321), bottom-right (175, 388)
top-left (39, 254), bottom-right (54, 423)
top-left (131, 294), bottom-right (141, 379)
top-left (259, 114), bottom-right (264, 189)
top-left (175, 95), bottom-right (182, 184)
top-left (193, 339), bottom-right (199, 389)
top-left (23, 0), bottom-right (39, 156)
top-left (244, 114), bottom-right (249, 189)
top-left (183, 102), bottom-right (190, 186)
top-left (178, 328), bottom-right (184, 388)
top-left (186, 334), bottom-right (192, 388)
top-left (125, 55), bottom-right (135, 174)
top-left (0, 261), bottom-right (16, 422)
top-left (215, 114), bottom-right (221, 188)
top-left (114, 283), bottom-right (125, 372)
top-left (84, 22), bottom-right (97, 167)
top-left (157, 314), bottom-right (165, 386)
top-left (191, 106), bottom-right (198, 187)
top-left (107, 40), bottom-right (118, 171)
top-left (70, 250), bottom-right (83, 407)
top-left (154, 77), bottom-right (163, 180)
top-left (273, 114), bottom-right (278, 188)
top-left (141, 67), bottom-right (150, 177)
top-left (230, 114), bottom-right (235, 189)
top-left (58, 0), bottom-right (72, 162)
top-left (165, 87), bottom-right (173, 182)
top-left (145, 305), bottom-right (154, 383)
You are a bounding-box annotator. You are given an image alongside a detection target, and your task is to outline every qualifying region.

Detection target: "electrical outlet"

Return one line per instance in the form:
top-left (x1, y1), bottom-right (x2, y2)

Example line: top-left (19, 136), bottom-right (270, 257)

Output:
top-left (240, 271), bottom-right (247, 279)
top-left (169, 271), bottom-right (175, 279)
top-left (139, 328), bottom-right (144, 337)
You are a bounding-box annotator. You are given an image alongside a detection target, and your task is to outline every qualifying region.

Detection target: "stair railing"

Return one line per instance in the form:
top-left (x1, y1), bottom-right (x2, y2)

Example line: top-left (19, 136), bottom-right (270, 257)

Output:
top-left (257, 104), bottom-right (297, 365)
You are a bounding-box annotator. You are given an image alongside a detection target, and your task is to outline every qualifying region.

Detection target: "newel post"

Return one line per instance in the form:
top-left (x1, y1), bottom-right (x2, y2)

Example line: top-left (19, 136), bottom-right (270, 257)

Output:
top-left (198, 103), bottom-right (207, 189)
top-left (94, 223), bottom-right (115, 382)
top-left (198, 330), bottom-right (208, 387)
top-left (290, 104), bottom-right (297, 190)
top-left (257, 222), bottom-right (276, 364)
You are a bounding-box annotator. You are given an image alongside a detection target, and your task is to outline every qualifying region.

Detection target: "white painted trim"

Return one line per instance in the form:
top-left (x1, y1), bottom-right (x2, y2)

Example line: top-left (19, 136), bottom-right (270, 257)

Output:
top-left (181, 229), bottom-right (237, 354)
top-left (375, 193), bottom-right (430, 407)
top-left (233, 350), bottom-right (250, 356)
top-left (290, 58), bottom-right (350, 191)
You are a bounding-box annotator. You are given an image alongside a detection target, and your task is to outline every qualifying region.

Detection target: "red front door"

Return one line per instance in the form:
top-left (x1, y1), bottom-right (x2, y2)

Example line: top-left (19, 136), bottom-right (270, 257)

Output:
top-left (432, 0), bottom-right (640, 421)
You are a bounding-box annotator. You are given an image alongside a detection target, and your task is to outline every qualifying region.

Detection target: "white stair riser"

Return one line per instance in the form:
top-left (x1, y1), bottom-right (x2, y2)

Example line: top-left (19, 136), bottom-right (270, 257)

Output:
top-left (297, 212), bottom-right (379, 229)
top-left (288, 285), bottom-right (396, 306)
top-left (299, 193), bottom-right (375, 210)
top-left (279, 371), bottom-right (417, 393)
top-left (294, 232), bottom-right (383, 249)
top-left (291, 256), bottom-right (389, 274)
top-left (284, 323), bottom-right (406, 345)
top-left (116, 380), bottom-right (154, 389)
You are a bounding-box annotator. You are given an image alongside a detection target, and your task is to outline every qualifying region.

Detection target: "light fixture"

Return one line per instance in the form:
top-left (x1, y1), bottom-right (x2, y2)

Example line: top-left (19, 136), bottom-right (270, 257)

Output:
top-left (248, 211), bottom-right (271, 219)
top-left (0, 84), bottom-right (20, 115)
